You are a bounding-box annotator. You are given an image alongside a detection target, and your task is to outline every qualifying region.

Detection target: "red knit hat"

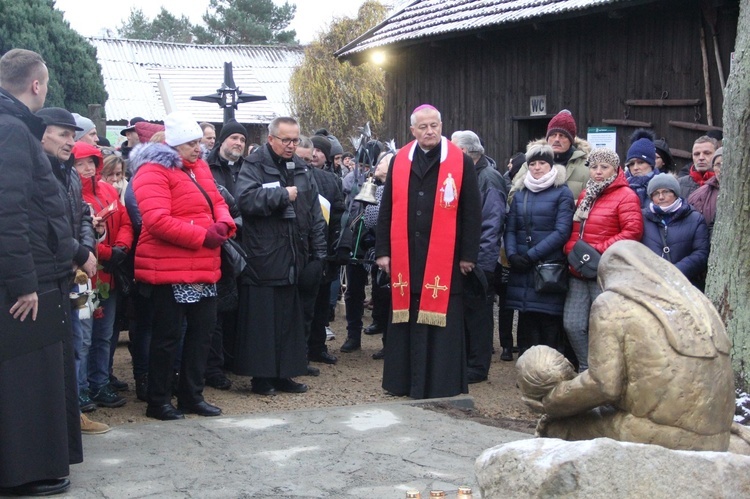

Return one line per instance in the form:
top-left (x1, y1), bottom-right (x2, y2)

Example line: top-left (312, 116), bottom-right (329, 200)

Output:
top-left (546, 109), bottom-right (577, 142)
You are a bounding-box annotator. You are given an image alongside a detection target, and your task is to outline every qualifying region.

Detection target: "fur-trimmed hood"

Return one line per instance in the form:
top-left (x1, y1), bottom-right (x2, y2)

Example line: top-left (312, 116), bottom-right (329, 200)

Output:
top-left (128, 142), bottom-right (182, 174)
top-left (512, 163), bottom-right (567, 192)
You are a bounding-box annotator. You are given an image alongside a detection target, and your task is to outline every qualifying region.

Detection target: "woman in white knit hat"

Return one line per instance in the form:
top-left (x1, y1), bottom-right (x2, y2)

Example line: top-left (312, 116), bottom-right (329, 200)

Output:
top-left (131, 111), bottom-right (236, 421)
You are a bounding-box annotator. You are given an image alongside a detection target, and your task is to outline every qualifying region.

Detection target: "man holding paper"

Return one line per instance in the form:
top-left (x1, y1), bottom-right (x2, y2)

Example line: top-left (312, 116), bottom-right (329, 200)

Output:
top-left (233, 117), bottom-right (327, 395)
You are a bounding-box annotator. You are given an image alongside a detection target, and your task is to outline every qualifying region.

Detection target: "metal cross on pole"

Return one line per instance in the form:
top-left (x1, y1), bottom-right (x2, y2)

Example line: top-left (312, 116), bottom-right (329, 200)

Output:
top-left (190, 61), bottom-right (266, 124)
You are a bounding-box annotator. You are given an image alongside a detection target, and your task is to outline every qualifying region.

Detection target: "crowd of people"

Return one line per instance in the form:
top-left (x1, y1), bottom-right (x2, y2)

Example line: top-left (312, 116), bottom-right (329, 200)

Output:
top-left (0, 47), bottom-right (724, 496)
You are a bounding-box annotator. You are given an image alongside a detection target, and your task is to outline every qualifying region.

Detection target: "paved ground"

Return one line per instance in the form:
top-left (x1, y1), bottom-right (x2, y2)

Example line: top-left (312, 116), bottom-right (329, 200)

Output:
top-left (60, 396), bottom-right (530, 498)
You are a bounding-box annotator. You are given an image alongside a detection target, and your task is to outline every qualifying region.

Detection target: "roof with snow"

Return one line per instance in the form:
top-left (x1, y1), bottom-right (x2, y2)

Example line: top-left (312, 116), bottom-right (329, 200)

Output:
top-left (336, 0), bottom-right (642, 60)
top-left (88, 38), bottom-right (304, 124)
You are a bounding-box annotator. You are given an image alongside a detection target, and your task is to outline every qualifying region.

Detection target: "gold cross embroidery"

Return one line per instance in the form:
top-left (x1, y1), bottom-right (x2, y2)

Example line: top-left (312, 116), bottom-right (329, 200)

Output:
top-left (425, 275), bottom-right (448, 299)
top-left (393, 273), bottom-right (408, 296)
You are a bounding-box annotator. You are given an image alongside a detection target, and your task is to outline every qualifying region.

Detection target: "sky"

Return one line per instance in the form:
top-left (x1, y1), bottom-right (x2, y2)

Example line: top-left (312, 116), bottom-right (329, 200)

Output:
top-left (54, 0), bottom-right (369, 44)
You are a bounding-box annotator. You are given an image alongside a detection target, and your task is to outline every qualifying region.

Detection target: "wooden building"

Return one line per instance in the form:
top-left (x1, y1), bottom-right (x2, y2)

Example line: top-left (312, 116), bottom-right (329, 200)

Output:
top-left (336, 0), bottom-right (739, 164)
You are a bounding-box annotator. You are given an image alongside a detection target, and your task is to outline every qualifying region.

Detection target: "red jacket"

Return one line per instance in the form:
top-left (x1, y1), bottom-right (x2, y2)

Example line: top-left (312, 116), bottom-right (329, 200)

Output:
top-left (564, 170), bottom-right (644, 277)
top-left (72, 142), bottom-right (134, 290)
top-left (131, 143), bottom-right (236, 285)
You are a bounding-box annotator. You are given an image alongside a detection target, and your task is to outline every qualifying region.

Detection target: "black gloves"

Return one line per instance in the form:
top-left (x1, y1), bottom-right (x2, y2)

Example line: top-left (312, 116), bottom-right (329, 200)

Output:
top-left (508, 254), bottom-right (532, 271)
top-left (102, 246), bottom-right (127, 273)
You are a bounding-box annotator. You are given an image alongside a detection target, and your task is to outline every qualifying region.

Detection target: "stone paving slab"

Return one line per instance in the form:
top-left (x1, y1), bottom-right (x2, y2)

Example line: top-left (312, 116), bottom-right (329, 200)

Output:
top-left (59, 396), bottom-right (530, 498)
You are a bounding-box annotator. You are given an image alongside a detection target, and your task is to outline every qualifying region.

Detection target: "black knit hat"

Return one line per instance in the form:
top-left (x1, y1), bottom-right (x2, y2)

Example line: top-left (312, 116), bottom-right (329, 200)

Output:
top-left (218, 119), bottom-right (248, 146)
top-left (36, 107), bottom-right (83, 131)
top-left (310, 135), bottom-right (332, 160)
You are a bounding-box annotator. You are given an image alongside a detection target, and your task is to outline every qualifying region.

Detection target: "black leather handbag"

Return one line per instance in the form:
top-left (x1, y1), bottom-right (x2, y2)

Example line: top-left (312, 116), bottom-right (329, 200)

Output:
top-left (534, 262), bottom-right (569, 293)
top-left (522, 192), bottom-right (569, 293)
top-left (567, 220), bottom-right (601, 279)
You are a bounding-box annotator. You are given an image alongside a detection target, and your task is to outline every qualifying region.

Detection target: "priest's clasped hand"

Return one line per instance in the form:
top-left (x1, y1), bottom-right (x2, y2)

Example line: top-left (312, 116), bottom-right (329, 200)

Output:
top-left (459, 260), bottom-right (475, 275)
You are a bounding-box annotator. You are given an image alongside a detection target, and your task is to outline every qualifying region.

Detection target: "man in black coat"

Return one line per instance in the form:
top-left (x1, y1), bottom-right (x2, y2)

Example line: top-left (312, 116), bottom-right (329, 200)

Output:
top-left (233, 117), bottom-right (327, 395)
top-left (203, 118), bottom-right (248, 390)
top-left (451, 130), bottom-right (507, 384)
top-left (375, 105), bottom-right (481, 399)
top-left (304, 135), bottom-right (345, 365)
top-left (37, 107), bottom-right (112, 434)
top-left (0, 48), bottom-right (80, 496)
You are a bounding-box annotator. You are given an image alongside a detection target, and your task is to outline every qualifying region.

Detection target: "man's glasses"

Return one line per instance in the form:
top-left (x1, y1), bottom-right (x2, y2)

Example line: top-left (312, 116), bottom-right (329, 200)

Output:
top-left (271, 135), bottom-right (300, 146)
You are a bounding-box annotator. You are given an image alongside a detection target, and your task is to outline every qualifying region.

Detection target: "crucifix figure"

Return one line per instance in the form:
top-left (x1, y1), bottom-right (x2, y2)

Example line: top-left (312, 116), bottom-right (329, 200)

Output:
top-left (393, 272), bottom-right (408, 296)
top-left (425, 275), bottom-right (448, 299)
top-left (190, 62), bottom-right (266, 123)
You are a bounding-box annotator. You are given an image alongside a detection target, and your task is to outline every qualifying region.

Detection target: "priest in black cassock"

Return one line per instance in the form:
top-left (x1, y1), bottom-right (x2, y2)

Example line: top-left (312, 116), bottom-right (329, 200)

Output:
top-left (0, 48), bottom-right (81, 496)
top-left (375, 104), bottom-right (481, 399)
top-left (233, 117), bottom-right (327, 396)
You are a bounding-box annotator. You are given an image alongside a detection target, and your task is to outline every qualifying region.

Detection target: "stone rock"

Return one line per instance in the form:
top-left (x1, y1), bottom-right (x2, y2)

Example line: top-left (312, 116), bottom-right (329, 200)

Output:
top-left (476, 437), bottom-right (750, 498)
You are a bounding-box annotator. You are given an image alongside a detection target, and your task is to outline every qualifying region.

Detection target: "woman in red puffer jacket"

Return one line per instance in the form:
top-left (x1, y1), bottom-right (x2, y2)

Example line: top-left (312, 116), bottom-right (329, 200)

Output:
top-left (562, 148), bottom-right (643, 372)
top-left (131, 111), bottom-right (235, 422)
top-left (72, 141), bottom-right (134, 409)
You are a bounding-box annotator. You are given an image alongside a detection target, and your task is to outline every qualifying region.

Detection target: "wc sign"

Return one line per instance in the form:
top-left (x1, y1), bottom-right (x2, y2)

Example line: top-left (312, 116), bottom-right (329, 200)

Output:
top-left (530, 95), bottom-right (546, 116)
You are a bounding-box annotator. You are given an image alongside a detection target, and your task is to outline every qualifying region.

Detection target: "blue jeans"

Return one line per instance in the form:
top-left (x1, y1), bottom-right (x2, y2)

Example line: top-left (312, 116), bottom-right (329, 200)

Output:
top-left (71, 309), bottom-right (93, 393)
top-left (88, 290), bottom-right (117, 391)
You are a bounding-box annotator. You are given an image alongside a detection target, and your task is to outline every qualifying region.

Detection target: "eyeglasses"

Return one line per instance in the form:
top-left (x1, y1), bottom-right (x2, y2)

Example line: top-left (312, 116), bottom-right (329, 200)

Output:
top-left (271, 135), bottom-right (300, 146)
top-left (652, 189), bottom-right (676, 198)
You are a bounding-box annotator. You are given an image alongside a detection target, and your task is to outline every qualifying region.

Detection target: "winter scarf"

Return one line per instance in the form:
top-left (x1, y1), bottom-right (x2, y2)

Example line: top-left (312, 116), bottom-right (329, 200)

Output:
top-left (574, 172), bottom-right (619, 222)
top-left (523, 166), bottom-right (558, 192)
top-left (689, 166), bottom-right (715, 188)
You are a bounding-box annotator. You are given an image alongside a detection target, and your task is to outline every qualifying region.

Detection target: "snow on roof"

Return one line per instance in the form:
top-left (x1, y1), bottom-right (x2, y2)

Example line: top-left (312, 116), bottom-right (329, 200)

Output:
top-left (336, 0), bottom-right (633, 59)
top-left (89, 37), bottom-right (304, 124)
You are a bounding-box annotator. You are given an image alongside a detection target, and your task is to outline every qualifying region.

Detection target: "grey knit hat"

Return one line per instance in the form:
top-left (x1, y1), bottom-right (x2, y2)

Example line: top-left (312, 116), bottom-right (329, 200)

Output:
top-left (712, 147), bottom-right (723, 166)
top-left (647, 173), bottom-right (681, 197)
top-left (72, 113), bottom-right (96, 141)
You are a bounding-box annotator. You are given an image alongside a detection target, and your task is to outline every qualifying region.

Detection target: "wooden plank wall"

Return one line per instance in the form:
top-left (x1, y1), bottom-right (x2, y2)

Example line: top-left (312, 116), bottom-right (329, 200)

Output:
top-left (380, 0), bottom-right (738, 167)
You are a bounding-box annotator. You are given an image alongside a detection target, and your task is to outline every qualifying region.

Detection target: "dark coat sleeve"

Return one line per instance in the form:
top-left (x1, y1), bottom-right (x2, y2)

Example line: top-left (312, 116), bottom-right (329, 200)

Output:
top-left (673, 212), bottom-right (710, 280)
top-left (477, 176), bottom-right (506, 272)
top-left (236, 161), bottom-right (291, 218)
top-left (0, 124), bottom-right (38, 295)
top-left (458, 154), bottom-right (481, 263)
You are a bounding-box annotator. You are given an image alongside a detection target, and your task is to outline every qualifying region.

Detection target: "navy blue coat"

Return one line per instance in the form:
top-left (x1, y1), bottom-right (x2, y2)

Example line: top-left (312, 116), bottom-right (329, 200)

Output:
top-left (641, 201), bottom-right (709, 285)
top-left (505, 168), bottom-right (575, 315)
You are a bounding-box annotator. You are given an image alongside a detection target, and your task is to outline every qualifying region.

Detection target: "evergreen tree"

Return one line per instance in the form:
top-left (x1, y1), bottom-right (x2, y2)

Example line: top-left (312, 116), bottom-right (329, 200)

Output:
top-left (202, 0), bottom-right (297, 45)
top-left (119, 8), bottom-right (196, 44)
top-left (0, 0), bottom-right (107, 114)
top-left (289, 1), bottom-right (387, 140)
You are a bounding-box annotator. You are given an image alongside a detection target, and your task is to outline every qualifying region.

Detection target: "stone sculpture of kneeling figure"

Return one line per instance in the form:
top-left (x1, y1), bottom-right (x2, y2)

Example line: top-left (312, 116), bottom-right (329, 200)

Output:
top-left (517, 240), bottom-right (741, 452)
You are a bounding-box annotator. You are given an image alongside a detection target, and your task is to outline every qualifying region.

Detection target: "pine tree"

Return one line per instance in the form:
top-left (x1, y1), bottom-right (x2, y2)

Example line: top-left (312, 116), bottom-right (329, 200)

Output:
top-left (202, 0), bottom-right (297, 45)
top-left (119, 8), bottom-right (197, 44)
top-left (0, 0), bottom-right (107, 114)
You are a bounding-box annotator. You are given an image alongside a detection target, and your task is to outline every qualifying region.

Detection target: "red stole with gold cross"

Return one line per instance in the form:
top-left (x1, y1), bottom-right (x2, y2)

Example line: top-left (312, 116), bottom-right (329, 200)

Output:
top-left (389, 137), bottom-right (464, 327)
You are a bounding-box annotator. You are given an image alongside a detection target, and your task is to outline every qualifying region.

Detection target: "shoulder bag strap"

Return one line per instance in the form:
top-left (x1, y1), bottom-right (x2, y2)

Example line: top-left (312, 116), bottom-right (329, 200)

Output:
top-left (182, 169), bottom-right (215, 221)
top-left (522, 190), bottom-right (534, 247)
top-left (659, 222), bottom-right (672, 262)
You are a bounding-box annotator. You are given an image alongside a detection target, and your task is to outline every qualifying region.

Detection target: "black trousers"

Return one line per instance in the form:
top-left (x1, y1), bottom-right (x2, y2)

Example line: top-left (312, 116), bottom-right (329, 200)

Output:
top-left (344, 263), bottom-right (368, 340)
top-left (465, 271), bottom-right (495, 377)
top-left (206, 310), bottom-right (236, 377)
top-left (495, 263), bottom-right (515, 349)
top-left (308, 280), bottom-right (332, 356)
top-left (516, 311), bottom-right (563, 354)
top-left (147, 285), bottom-right (216, 407)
